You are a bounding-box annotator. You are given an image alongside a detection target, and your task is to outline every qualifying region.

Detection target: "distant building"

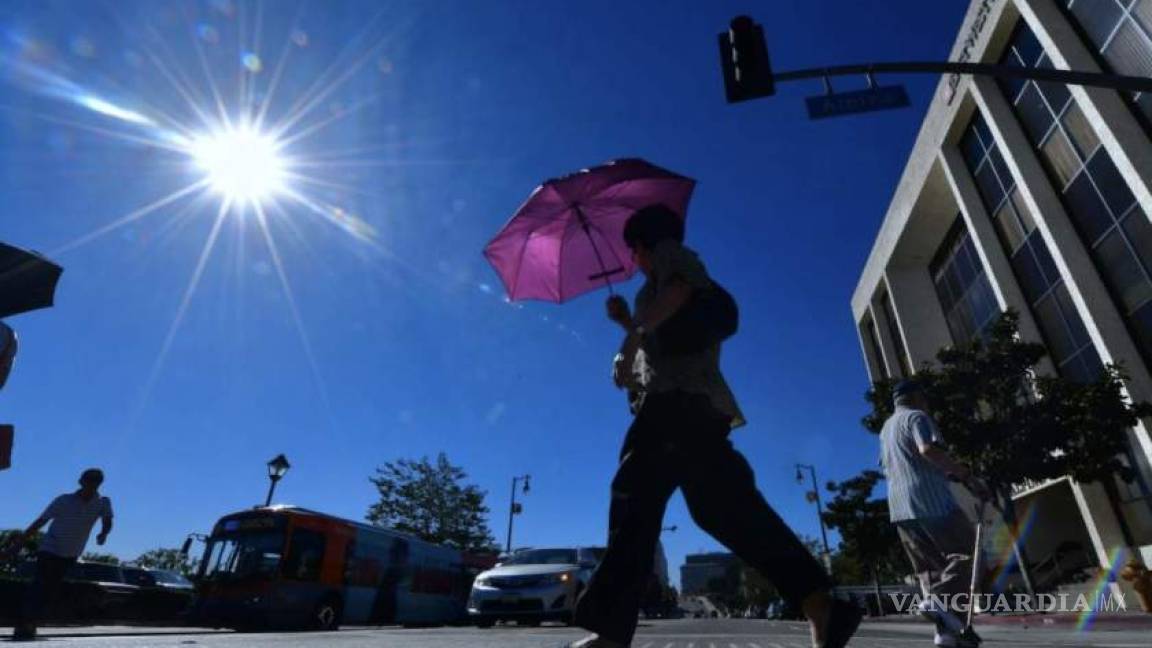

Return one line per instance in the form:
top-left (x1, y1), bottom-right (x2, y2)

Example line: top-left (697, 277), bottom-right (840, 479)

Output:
top-left (679, 552), bottom-right (739, 596)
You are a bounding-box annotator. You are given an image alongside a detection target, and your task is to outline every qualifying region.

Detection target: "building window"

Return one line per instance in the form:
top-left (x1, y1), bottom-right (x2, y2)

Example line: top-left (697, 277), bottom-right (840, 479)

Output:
top-left (931, 218), bottom-right (1003, 344)
top-left (996, 19), bottom-right (1152, 370)
top-left (863, 316), bottom-right (889, 380)
top-left (879, 291), bottom-right (912, 377)
top-left (1063, 0), bottom-right (1152, 125)
top-left (960, 112), bottom-right (1103, 382)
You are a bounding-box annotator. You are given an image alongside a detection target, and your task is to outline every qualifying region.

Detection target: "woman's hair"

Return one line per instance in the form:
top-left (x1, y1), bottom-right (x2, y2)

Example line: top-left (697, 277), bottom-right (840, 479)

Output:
top-left (622, 204), bottom-right (685, 250)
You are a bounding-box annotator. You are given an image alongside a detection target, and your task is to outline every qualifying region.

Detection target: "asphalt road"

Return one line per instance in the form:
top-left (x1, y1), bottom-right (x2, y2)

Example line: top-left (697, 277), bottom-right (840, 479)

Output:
top-left (3, 618), bottom-right (1150, 647)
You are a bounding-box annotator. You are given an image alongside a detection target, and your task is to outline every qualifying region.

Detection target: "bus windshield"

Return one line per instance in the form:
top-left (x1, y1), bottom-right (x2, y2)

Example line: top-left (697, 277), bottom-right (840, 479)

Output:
top-left (201, 531), bottom-right (284, 581)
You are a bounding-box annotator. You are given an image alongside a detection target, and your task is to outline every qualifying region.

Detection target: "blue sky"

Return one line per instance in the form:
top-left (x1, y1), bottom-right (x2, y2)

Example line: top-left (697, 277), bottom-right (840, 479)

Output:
top-left (0, 0), bottom-right (969, 583)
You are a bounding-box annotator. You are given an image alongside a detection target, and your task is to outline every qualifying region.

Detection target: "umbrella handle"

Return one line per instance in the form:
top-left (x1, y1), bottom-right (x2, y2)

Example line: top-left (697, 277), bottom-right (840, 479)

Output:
top-left (574, 205), bottom-right (616, 295)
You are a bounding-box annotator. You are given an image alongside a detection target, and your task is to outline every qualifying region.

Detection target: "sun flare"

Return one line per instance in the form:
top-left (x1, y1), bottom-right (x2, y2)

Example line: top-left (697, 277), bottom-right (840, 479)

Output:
top-left (188, 126), bottom-right (287, 205)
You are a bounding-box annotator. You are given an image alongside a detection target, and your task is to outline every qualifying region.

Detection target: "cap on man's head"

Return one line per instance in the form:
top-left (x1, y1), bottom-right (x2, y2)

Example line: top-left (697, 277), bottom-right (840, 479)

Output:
top-left (892, 379), bottom-right (923, 401)
top-left (80, 468), bottom-right (104, 485)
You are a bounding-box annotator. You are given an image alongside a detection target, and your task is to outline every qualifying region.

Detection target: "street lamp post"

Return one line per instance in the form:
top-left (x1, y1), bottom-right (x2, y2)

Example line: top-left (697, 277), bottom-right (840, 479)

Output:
top-left (795, 463), bottom-right (833, 576)
top-left (505, 474), bottom-right (531, 554)
top-left (265, 454), bottom-right (291, 507)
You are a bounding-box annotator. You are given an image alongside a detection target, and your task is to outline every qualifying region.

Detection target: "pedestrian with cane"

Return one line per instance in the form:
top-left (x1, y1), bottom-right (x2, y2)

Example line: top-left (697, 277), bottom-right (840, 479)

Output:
top-left (879, 380), bottom-right (984, 648)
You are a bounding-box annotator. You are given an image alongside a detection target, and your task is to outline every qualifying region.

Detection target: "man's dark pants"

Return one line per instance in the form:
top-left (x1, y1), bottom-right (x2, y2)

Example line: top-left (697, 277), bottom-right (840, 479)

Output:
top-left (16, 551), bottom-right (77, 635)
top-left (575, 392), bottom-right (831, 644)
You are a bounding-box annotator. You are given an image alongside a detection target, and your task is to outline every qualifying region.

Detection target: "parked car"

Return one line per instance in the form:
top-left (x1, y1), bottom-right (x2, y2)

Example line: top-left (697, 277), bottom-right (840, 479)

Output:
top-left (468, 547), bottom-right (604, 627)
top-left (120, 566), bottom-right (195, 619)
top-left (65, 561), bottom-right (141, 620)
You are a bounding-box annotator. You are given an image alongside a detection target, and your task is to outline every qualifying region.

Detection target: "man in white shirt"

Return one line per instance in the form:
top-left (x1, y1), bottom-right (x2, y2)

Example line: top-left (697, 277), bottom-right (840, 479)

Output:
top-left (12, 468), bottom-right (113, 641)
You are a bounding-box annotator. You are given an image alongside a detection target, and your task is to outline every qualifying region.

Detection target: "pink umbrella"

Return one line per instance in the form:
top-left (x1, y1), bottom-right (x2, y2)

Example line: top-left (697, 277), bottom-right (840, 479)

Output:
top-left (484, 158), bottom-right (696, 303)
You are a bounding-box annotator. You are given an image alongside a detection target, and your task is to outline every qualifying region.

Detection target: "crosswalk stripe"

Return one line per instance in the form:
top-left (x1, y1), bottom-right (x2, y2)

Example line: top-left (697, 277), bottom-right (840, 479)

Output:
top-left (664, 643), bottom-right (674, 648)
top-left (638, 643), bottom-right (652, 648)
top-left (748, 643), bottom-right (763, 648)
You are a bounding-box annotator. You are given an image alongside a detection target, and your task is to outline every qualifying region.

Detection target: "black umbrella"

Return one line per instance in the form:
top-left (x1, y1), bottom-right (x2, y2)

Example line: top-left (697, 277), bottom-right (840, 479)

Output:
top-left (0, 242), bottom-right (63, 318)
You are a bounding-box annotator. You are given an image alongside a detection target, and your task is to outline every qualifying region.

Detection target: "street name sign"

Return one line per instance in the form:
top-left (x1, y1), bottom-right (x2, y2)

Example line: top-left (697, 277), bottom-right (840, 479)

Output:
top-left (805, 85), bottom-right (910, 120)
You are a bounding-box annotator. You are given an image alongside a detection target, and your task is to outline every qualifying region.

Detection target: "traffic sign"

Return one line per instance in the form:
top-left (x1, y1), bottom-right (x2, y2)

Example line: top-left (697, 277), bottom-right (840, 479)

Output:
top-left (805, 85), bottom-right (910, 119)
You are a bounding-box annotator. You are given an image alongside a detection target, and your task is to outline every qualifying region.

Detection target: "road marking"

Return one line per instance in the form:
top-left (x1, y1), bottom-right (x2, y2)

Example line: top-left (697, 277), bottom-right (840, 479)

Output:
top-left (747, 643), bottom-right (763, 648)
top-left (664, 643), bottom-right (674, 648)
top-left (638, 643), bottom-right (652, 648)
top-left (768, 643), bottom-right (787, 648)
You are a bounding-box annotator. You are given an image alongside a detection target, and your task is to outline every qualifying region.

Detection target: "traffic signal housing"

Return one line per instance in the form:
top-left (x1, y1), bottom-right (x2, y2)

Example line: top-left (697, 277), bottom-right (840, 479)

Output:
top-left (718, 15), bottom-right (775, 103)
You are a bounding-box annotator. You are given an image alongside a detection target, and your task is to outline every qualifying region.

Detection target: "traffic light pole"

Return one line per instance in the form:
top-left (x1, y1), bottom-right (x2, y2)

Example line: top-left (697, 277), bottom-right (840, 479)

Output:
top-left (719, 15), bottom-right (1152, 105)
top-left (771, 60), bottom-right (1152, 95)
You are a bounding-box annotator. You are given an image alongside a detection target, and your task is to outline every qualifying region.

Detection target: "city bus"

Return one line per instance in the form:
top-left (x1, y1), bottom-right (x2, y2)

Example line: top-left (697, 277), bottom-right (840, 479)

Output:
top-left (187, 506), bottom-right (496, 631)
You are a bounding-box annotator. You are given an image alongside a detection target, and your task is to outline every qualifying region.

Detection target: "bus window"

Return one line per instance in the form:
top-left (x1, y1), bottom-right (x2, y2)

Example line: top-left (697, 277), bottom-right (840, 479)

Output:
top-left (284, 529), bottom-right (325, 581)
top-left (201, 532), bottom-right (284, 581)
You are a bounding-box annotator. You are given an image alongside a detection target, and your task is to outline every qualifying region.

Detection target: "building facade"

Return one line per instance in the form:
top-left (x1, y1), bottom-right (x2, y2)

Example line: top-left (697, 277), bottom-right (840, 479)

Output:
top-left (679, 552), bottom-right (740, 596)
top-left (852, 0), bottom-right (1152, 574)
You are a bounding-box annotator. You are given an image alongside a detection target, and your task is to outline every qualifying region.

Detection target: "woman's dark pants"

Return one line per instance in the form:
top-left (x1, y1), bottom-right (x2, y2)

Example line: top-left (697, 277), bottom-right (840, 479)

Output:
top-left (574, 392), bottom-right (831, 644)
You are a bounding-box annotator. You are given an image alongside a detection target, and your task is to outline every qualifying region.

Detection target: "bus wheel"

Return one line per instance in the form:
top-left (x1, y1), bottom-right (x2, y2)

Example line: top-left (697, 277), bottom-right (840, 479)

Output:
top-left (312, 596), bottom-right (342, 631)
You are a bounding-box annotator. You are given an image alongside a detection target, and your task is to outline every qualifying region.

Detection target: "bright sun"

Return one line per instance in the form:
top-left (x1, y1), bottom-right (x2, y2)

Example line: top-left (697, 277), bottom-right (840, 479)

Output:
top-left (189, 126), bottom-right (287, 205)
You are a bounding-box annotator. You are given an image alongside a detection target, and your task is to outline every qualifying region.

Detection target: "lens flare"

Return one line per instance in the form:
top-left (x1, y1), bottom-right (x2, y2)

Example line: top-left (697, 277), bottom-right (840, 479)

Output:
top-left (188, 127), bottom-right (286, 204)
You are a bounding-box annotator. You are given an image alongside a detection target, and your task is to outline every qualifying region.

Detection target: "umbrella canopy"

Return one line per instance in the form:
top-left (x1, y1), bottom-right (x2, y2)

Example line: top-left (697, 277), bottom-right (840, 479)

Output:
top-left (0, 242), bottom-right (63, 319)
top-left (484, 158), bottom-right (695, 303)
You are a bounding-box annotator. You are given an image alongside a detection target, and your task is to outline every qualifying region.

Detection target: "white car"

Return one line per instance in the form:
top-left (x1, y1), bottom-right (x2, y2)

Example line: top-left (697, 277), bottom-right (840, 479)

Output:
top-left (468, 547), bottom-right (604, 627)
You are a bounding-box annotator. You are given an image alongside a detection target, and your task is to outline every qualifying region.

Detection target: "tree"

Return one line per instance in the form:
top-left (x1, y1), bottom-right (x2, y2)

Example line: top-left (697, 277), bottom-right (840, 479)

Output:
top-left (367, 453), bottom-right (498, 552)
top-left (822, 470), bottom-right (909, 613)
top-left (864, 312), bottom-right (1152, 578)
top-left (0, 529), bottom-right (41, 574)
top-left (133, 548), bottom-right (197, 575)
top-left (80, 552), bottom-right (120, 565)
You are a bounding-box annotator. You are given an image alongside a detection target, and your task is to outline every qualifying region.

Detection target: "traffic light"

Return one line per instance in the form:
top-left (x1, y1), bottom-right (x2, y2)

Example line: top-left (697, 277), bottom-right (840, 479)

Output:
top-left (718, 15), bottom-right (774, 103)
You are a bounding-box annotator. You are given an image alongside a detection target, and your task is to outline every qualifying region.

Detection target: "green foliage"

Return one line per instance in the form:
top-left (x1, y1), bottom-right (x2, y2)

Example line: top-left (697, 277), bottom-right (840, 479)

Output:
top-left (863, 311), bottom-right (1149, 506)
top-left (133, 547), bottom-right (197, 575)
top-left (80, 552), bottom-right (120, 565)
top-left (0, 529), bottom-right (41, 574)
top-left (821, 471), bottom-right (908, 586)
top-left (367, 453), bottom-right (498, 553)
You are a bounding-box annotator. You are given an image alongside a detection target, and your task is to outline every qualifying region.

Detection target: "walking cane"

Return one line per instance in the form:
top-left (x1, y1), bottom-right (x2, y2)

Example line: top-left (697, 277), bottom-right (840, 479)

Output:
top-left (964, 497), bottom-right (985, 633)
top-left (960, 478), bottom-right (999, 646)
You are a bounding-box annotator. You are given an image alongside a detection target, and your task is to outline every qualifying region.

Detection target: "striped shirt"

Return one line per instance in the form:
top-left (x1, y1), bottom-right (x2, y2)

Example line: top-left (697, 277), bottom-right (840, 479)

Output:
top-left (37, 492), bottom-right (114, 558)
top-left (879, 405), bottom-right (957, 522)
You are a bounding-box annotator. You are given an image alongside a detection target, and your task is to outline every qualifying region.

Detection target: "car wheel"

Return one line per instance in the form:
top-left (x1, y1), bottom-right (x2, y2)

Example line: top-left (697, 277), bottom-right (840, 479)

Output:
top-left (475, 618), bottom-right (496, 628)
top-left (312, 596), bottom-right (342, 631)
top-left (520, 618), bottom-right (541, 627)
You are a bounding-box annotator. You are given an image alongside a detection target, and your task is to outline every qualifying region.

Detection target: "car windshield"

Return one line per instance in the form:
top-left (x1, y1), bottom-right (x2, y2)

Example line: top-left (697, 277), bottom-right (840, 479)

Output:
top-left (200, 531), bottom-right (284, 581)
top-left (151, 570), bottom-right (192, 586)
top-left (121, 567), bottom-right (156, 587)
top-left (68, 563), bottom-right (123, 583)
top-left (502, 549), bottom-right (578, 565)
top-left (579, 547), bottom-right (606, 565)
